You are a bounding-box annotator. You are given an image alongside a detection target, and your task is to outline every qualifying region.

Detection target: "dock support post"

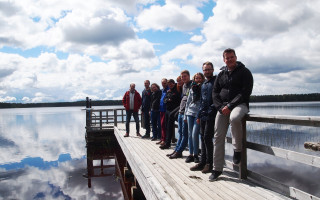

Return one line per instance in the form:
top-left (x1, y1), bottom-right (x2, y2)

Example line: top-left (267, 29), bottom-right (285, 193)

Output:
top-left (239, 117), bottom-right (248, 179)
top-left (114, 110), bottom-right (118, 127)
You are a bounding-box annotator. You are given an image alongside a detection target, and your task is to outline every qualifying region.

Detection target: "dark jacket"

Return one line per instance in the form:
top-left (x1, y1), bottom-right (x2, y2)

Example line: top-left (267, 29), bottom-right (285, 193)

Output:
top-left (160, 86), bottom-right (169, 112)
top-left (213, 61), bottom-right (253, 112)
top-left (141, 88), bottom-right (152, 112)
top-left (151, 90), bottom-right (162, 112)
top-left (164, 84), bottom-right (181, 112)
top-left (178, 81), bottom-right (192, 114)
top-left (197, 76), bottom-right (217, 121)
top-left (122, 90), bottom-right (142, 112)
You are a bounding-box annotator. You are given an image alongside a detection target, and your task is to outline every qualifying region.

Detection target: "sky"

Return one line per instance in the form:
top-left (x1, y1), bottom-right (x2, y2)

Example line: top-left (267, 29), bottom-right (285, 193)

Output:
top-left (0, 0), bottom-right (320, 103)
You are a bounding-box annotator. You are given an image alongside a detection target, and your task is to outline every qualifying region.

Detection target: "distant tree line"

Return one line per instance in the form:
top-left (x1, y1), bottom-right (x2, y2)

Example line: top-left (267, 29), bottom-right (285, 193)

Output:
top-left (1, 93), bottom-right (320, 108)
top-left (0, 100), bottom-right (122, 109)
top-left (250, 93), bottom-right (320, 102)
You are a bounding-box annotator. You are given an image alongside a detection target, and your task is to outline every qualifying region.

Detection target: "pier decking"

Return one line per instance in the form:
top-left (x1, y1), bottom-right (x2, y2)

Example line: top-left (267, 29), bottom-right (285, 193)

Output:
top-left (114, 123), bottom-right (290, 200)
top-left (85, 105), bottom-right (320, 200)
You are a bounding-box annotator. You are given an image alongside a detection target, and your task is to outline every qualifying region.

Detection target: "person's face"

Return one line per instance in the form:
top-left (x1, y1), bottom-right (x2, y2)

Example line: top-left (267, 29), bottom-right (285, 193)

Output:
top-left (151, 85), bottom-right (158, 92)
top-left (181, 73), bottom-right (190, 83)
top-left (168, 82), bottom-right (174, 89)
top-left (202, 64), bottom-right (214, 78)
top-left (223, 52), bottom-right (237, 70)
top-left (161, 80), bottom-right (167, 88)
top-left (194, 75), bottom-right (203, 84)
top-left (144, 81), bottom-right (150, 89)
top-left (130, 84), bottom-right (135, 91)
top-left (177, 77), bottom-right (183, 87)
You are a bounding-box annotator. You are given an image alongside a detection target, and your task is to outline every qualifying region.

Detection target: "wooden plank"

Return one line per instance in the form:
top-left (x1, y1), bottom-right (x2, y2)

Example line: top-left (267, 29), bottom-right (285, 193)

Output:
top-left (289, 187), bottom-right (320, 200)
top-left (247, 142), bottom-right (320, 168)
top-left (247, 114), bottom-right (320, 127)
top-left (114, 126), bottom-right (171, 200)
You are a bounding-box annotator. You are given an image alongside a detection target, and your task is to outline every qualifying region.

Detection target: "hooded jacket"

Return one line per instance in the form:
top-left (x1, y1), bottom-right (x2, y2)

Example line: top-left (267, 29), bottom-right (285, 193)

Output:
top-left (213, 61), bottom-right (253, 112)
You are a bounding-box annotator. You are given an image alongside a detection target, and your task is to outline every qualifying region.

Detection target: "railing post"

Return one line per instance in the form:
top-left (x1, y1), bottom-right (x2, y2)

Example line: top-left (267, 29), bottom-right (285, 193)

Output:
top-left (239, 116), bottom-right (248, 179)
top-left (99, 111), bottom-right (102, 129)
top-left (121, 110), bottom-right (124, 123)
top-left (85, 97), bottom-right (91, 129)
top-left (114, 109), bottom-right (118, 127)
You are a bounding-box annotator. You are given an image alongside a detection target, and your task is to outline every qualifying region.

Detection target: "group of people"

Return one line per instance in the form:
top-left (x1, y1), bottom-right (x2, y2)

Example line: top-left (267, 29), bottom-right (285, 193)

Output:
top-left (122, 48), bottom-right (253, 181)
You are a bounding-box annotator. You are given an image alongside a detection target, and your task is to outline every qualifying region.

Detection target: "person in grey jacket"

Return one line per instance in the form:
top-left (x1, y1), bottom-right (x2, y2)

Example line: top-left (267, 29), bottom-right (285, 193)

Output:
top-left (183, 72), bottom-right (205, 163)
top-left (210, 48), bottom-right (253, 181)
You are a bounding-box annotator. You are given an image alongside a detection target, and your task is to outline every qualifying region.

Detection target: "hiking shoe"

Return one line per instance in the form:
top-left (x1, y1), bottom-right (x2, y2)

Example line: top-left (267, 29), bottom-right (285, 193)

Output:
top-left (166, 151), bottom-right (176, 157)
top-left (201, 164), bottom-right (212, 174)
top-left (233, 151), bottom-right (241, 165)
top-left (124, 133), bottom-right (129, 137)
top-left (141, 134), bottom-right (149, 138)
top-left (185, 155), bottom-right (194, 163)
top-left (159, 144), bottom-right (170, 149)
top-left (194, 155), bottom-right (199, 163)
top-left (209, 170), bottom-right (222, 181)
top-left (190, 163), bottom-right (205, 171)
top-left (169, 152), bottom-right (182, 159)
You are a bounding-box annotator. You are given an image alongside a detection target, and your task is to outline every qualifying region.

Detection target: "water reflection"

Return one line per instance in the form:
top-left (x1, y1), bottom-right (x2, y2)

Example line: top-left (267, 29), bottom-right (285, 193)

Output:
top-left (0, 107), bottom-right (123, 199)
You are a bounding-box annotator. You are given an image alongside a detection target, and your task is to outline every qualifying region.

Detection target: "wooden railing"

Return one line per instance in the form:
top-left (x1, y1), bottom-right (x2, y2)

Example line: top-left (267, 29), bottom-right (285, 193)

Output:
top-left (85, 107), bottom-right (320, 200)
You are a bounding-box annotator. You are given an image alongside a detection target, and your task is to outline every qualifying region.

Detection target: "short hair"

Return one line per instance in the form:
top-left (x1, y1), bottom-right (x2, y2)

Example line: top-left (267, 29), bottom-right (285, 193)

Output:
top-left (144, 80), bottom-right (150, 84)
top-left (168, 79), bottom-right (175, 84)
top-left (223, 48), bottom-right (236, 58)
top-left (180, 70), bottom-right (190, 77)
top-left (193, 72), bottom-right (205, 82)
top-left (202, 61), bottom-right (213, 69)
top-left (151, 83), bottom-right (160, 90)
top-left (130, 83), bottom-right (135, 87)
top-left (176, 75), bottom-right (181, 81)
top-left (161, 78), bottom-right (167, 82)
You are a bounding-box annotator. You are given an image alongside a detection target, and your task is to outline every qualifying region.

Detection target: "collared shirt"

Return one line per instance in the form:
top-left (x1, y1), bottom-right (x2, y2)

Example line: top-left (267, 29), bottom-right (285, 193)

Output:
top-left (129, 92), bottom-right (135, 110)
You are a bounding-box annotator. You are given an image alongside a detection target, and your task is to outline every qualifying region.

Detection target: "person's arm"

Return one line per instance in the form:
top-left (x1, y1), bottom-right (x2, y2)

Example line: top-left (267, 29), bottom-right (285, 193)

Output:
top-left (122, 92), bottom-right (127, 109)
top-left (212, 75), bottom-right (224, 112)
top-left (227, 69), bottom-right (253, 110)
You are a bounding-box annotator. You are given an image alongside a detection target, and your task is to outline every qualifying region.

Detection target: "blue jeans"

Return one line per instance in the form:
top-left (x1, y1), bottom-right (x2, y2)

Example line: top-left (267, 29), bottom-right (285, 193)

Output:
top-left (175, 113), bottom-right (188, 153)
top-left (187, 115), bottom-right (200, 155)
top-left (143, 110), bottom-right (150, 135)
top-left (125, 110), bottom-right (139, 134)
top-left (151, 111), bottom-right (161, 139)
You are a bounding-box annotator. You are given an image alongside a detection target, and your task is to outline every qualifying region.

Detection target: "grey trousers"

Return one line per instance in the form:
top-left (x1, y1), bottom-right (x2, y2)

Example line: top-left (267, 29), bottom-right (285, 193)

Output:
top-left (213, 103), bottom-right (248, 171)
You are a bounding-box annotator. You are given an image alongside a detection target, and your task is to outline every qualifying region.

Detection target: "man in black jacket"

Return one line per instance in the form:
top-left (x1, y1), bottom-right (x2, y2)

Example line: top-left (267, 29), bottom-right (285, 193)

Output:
top-left (210, 48), bottom-right (253, 181)
top-left (190, 61), bottom-right (217, 173)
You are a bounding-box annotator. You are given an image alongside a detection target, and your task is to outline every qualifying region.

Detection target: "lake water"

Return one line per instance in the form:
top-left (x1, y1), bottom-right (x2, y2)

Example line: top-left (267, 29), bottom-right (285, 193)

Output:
top-left (0, 102), bottom-right (319, 199)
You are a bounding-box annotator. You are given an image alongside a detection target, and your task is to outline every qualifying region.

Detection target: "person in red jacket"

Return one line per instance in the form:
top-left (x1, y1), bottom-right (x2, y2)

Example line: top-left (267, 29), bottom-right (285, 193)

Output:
top-left (122, 83), bottom-right (142, 137)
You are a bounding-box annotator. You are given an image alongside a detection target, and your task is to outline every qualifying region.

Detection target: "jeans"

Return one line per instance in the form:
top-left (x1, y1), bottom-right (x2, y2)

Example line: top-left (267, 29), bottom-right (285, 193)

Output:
top-left (175, 114), bottom-right (188, 153)
top-left (125, 110), bottom-right (139, 134)
top-left (143, 110), bottom-right (150, 135)
top-left (151, 111), bottom-right (161, 139)
top-left (160, 112), bottom-right (166, 141)
top-left (200, 118), bottom-right (215, 166)
top-left (213, 103), bottom-right (248, 171)
top-left (187, 115), bottom-right (200, 155)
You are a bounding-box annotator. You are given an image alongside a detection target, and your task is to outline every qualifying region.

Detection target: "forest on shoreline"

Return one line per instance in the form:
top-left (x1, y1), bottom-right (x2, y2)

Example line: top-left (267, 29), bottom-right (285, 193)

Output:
top-left (1, 93), bottom-right (320, 109)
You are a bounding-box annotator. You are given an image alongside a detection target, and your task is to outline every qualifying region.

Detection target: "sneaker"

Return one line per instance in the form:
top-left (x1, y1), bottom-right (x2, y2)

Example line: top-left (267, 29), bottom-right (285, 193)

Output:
top-left (190, 163), bottom-right (205, 171)
top-left (185, 155), bottom-right (194, 163)
top-left (124, 133), bottom-right (129, 137)
top-left (159, 144), bottom-right (170, 149)
top-left (209, 170), bottom-right (222, 182)
top-left (171, 138), bottom-right (177, 143)
top-left (201, 164), bottom-right (212, 174)
top-left (169, 152), bottom-right (182, 159)
top-left (233, 151), bottom-right (241, 165)
top-left (156, 140), bottom-right (162, 144)
top-left (194, 155), bottom-right (199, 163)
top-left (166, 151), bottom-right (176, 157)
top-left (136, 133), bottom-right (142, 137)
top-left (151, 138), bottom-right (157, 141)
top-left (141, 134), bottom-right (149, 138)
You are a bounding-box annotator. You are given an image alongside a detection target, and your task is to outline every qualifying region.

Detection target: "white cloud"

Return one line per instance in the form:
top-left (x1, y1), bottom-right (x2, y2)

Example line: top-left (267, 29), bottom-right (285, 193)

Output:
top-left (136, 1), bottom-right (203, 31)
top-left (190, 35), bottom-right (204, 42)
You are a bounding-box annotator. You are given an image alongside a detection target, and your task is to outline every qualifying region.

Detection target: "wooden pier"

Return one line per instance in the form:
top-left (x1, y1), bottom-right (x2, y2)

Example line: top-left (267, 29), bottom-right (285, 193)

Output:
top-left (85, 106), bottom-right (320, 200)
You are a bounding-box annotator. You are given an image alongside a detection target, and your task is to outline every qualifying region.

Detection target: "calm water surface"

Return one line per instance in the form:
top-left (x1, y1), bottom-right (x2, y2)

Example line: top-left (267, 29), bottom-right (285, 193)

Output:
top-left (0, 102), bottom-right (320, 199)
